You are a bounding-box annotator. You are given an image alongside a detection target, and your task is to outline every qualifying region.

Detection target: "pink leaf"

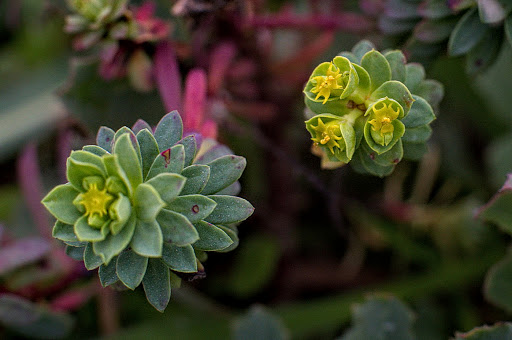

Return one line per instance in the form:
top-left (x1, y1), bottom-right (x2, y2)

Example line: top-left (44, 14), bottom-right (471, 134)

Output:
top-left (183, 68), bottom-right (207, 132)
top-left (155, 41), bottom-right (182, 112)
top-left (208, 41), bottom-right (237, 95)
top-left (0, 238), bottom-right (51, 275)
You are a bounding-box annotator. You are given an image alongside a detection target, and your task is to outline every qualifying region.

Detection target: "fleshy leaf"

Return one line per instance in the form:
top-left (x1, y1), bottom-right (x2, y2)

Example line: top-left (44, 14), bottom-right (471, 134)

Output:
top-left (361, 50), bottom-right (392, 93)
top-left (401, 95), bottom-right (435, 128)
top-left (206, 195), bottom-right (254, 224)
top-left (192, 221), bottom-right (233, 251)
top-left (364, 119), bottom-right (405, 154)
top-left (114, 133), bottom-right (143, 190)
top-left (137, 129), bottom-right (160, 180)
top-left (93, 214), bottom-right (136, 265)
top-left (404, 63), bottom-right (426, 92)
top-left (143, 259), bottom-right (171, 312)
top-left (82, 145), bottom-right (108, 157)
top-left (384, 50), bottom-right (406, 82)
top-left (166, 195), bottom-right (217, 223)
top-left (201, 155), bottom-right (246, 195)
top-left (84, 243), bottom-right (103, 270)
top-left (402, 125), bottom-right (432, 143)
top-left (146, 173), bottom-right (186, 204)
top-left (362, 139), bottom-right (403, 167)
top-left (52, 221), bottom-right (78, 242)
top-left (181, 164), bottom-right (210, 195)
top-left (215, 225), bottom-right (239, 253)
top-left (66, 158), bottom-right (105, 192)
top-left (465, 28), bottom-right (503, 74)
top-left (157, 209), bottom-right (199, 246)
top-left (146, 144), bottom-right (186, 180)
top-left (109, 193), bottom-right (131, 235)
top-left (131, 220), bottom-right (163, 257)
top-left (402, 142), bottom-right (429, 161)
top-left (103, 155), bottom-right (131, 195)
top-left (414, 80), bottom-right (444, 107)
top-left (133, 183), bottom-right (165, 222)
top-left (448, 8), bottom-right (490, 56)
top-left (153, 111), bottom-right (183, 151)
top-left (132, 119), bottom-right (152, 135)
top-left (116, 249), bottom-right (148, 290)
top-left (370, 81), bottom-right (414, 117)
top-left (161, 243), bottom-right (197, 273)
top-left (42, 184), bottom-right (82, 225)
top-left (175, 135), bottom-right (197, 167)
top-left (454, 323), bottom-right (512, 340)
top-left (352, 40), bottom-right (376, 62)
top-left (98, 260), bottom-right (119, 287)
top-left (74, 215), bottom-right (108, 242)
top-left (65, 245), bottom-right (85, 260)
top-left (96, 126), bottom-right (115, 152)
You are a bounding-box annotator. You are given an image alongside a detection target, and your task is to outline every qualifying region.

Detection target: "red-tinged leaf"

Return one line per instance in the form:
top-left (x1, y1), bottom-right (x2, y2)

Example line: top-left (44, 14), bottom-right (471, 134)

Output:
top-left (17, 144), bottom-right (52, 240)
top-left (184, 68), bottom-right (207, 132)
top-left (155, 41), bottom-right (182, 112)
top-left (201, 119), bottom-right (218, 139)
top-left (0, 238), bottom-right (51, 275)
top-left (208, 41), bottom-right (237, 95)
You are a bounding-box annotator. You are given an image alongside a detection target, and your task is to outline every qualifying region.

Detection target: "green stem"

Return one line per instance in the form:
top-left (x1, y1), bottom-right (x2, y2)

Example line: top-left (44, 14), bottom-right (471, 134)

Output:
top-left (273, 249), bottom-right (504, 339)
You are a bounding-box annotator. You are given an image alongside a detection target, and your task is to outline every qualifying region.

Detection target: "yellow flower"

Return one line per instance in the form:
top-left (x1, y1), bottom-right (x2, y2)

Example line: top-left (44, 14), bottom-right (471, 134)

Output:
top-left (310, 118), bottom-right (344, 155)
top-left (79, 183), bottom-right (114, 218)
top-left (310, 63), bottom-right (344, 104)
top-left (367, 100), bottom-right (400, 145)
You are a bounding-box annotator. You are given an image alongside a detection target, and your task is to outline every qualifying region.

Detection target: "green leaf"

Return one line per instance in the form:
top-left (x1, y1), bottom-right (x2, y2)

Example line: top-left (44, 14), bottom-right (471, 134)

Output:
top-left (69, 150), bottom-right (107, 176)
top-left (157, 209), bottom-right (199, 246)
top-left (404, 63), bottom-right (426, 92)
top-left (448, 8), bottom-right (490, 56)
top-left (362, 139), bottom-right (403, 167)
top-left (84, 242), bottom-right (103, 270)
top-left (216, 225), bottom-right (239, 253)
top-left (418, 0), bottom-right (454, 19)
top-left (181, 165), bottom-right (210, 195)
top-left (143, 259), bottom-right (171, 312)
top-left (353, 147), bottom-right (395, 177)
top-left (195, 143), bottom-right (233, 164)
top-left (401, 96), bottom-right (435, 128)
top-left (83, 145), bottom-right (108, 157)
top-left (52, 221), bottom-right (78, 242)
top-left (166, 194), bottom-right (217, 223)
top-left (370, 81), bottom-right (414, 116)
top-left (352, 40), bottom-right (376, 63)
top-left (338, 51), bottom-right (358, 63)
top-left (66, 157), bottom-right (105, 192)
top-left (465, 28), bottom-right (503, 74)
top-left (414, 80), bottom-right (444, 108)
top-left (361, 50), bottom-right (392, 93)
top-left (42, 184), bottom-right (81, 225)
top-left (201, 155), bottom-right (246, 195)
top-left (114, 133), bottom-right (143, 190)
top-left (103, 155), bottom-right (131, 195)
top-left (98, 259), bottom-right (119, 287)
top-left (341, 295), bottom-right (415, 340)
top-left (96, 126), bottom-right (115, 152)
top-left (146, 173), bottom-right (186, 204)
top-left (131, 219), bottom-right (163, 257)
top-left (133, 183), bottom-right (165, 222)
top-left (402, 142), bottom-right (429, 161)
top-left (175, 135), bottom-right (197, 167)
top-left (109, 193), bottom-right (131, 235)
top-left (93, 214), bottom-right (136, 265)
top-left (113, 127), bottom-right (141, 166)
top-left (153, 110), bottom-right (183, 151)
top-left (162, 243), bottom-right (197, 273)
top-left (402, 125), bottom-right (432, 143)
top-left (384, 50), bottom-right (406, 82)
top-left (479, 176), bottom-right (512, 234)
top-left (116, 249), bottom-right (148, 290)
top-left (227, 235), bottom-right (280, 298)
top-left (206, 195), bottom-right (254, 224)
top-left (352, 64), bottom-right (371, 96)
top-left (454, 323), bottom-right (512, 339)
top-left (193, 221), bottom-right (233, 251)
top-left (234, 306), bottom-right (289, 340)
top-left (74, 215), bottom-right (107, 242)
top-left (216, 182), bottom-right (241, 195)
top-left (137, 128), bottom-right (160, 180)
top-left (146, 144), bottom-right (186, 180)
top-left (132, 119), bottom-right (152, 135)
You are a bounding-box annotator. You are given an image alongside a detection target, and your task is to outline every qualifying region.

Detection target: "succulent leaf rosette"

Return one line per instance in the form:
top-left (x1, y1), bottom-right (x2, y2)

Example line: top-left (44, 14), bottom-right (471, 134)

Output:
top-left (42, 111), bottom-right (253, 311)
top-left (304, 40), bottom-right (443, 177)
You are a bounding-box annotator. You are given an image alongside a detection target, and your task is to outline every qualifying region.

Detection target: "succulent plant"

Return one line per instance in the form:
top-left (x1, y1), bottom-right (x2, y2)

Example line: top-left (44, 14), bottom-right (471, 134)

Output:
top-left (42, 111), bottom-right (254, 311)
top-left (377, 0), bottom-right (512, 73)
top-left (304, 40), bottom-right (443, 177)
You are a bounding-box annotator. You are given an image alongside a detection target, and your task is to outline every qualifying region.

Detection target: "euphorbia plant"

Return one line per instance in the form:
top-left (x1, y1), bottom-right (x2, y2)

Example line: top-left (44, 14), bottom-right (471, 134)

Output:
top-left (304, 40), bottom-right (442, 177)
top-left (42, 111), bottom-right (254, 311)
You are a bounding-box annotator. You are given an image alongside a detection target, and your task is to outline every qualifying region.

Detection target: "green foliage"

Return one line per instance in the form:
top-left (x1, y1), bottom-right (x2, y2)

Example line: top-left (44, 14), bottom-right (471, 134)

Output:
top-left (454, 322), bottom-right (512, 339)
top-left (42, 111), bottom-right (254, 311)
top-left (233, 306), bottom-right (289, 340)
top-left (303, 40), bottom-right (441, 176)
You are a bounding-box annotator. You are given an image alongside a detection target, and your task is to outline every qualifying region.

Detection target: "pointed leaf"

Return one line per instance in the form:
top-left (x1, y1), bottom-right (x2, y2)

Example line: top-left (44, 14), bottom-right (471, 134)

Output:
top-left (82, 145), bottom-right (108, 156)
top-left (74, 215), bottom-right (107, 242)
top-left (134, 183), bottom-right (165, 222)
top-left (448, 8), bottom-right (490, 56)
top-left (361, 50), bottom-right (392, 93)
top-left (98, 259), bottom-right (119, 287)
top-left (370, 81), bottom-right (414, 116)
top-left (384, 50), bottom-right (406, 82)
top-left (216, 181), bottom-right (241, 195)
top-left (42, 184), bottom-right (81, 225)
top-left (181, 164), bottom-right (210, 195)
top-left (143, 259), bottom-right (171, 312)
top-left (404, 63), bottom-right (426, 92)
top-left (352, 40), bottom-right (376, 62)
top-left (195, 143), bottom-right (234, 165)
top-left (66, 158), bottom-right (105, 192)
top-left (65, 245), bottom-right (85, 260)
top-left (131, 219), bottom-right (163, 257)
top-left (116, 249), bottom-right (148, 290)
top-left (146, 173), bottom-right (186, 204)
top-left (201, 155), bottom-right (246, 195)
top-left (132, 119), bottom-right (152, 135)
top-left (193, 221), bottom-right (233, 251)
top-left (137, 128), bottom-right (160, 179)
top-left (84, 243), bottom-right (103, 270)
top-left (52, 221), bottom-right (78, 242)
top-left (153, 110), bottom-right (183, 151)
top-left (175, 135), bottom-right (197, 167)
top-left (103, 154), bottom-right (131, 195)
top-left (162, 243), bottom-right (197, 273)
top-left (402, 125), bottom-right (432, 143)
top-left (401, 95), bottom-right (435, 128)
top-left (93, 215), bottom-right (136, 265)
top-left (146, 144), bottom-right (186, 179)
top-left (206, 195), bottom-right (254, 224)
top-left (114, 133), bottom-right (143, 189)
top-left (157, 210), bottom-right (199, 246)
top-left (166, 195), bottom-right (217, 223)
top-left (96, 126), bottom-right (115, 152)
top-left (216, 225), bottom-right (239, 253)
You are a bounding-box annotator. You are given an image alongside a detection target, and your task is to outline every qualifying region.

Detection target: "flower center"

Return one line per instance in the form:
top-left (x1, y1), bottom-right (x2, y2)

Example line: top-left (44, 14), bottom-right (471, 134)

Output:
top-left (310, 118), bottom-right (344, 155)
top-left (80, 183), bottom-right (114, 217)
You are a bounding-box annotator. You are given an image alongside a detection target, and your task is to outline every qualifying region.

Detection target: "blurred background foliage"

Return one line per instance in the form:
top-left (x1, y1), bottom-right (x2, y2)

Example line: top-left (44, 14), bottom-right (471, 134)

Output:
top-left (2, 0), bottom-right (512, 339)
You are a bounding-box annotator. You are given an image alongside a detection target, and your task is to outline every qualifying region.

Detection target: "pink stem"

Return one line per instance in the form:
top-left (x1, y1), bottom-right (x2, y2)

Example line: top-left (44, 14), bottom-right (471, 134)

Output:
top-left (183, 68), bottom-right (207, 132)
top-left (155, 41), bottom-right (182, 113)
